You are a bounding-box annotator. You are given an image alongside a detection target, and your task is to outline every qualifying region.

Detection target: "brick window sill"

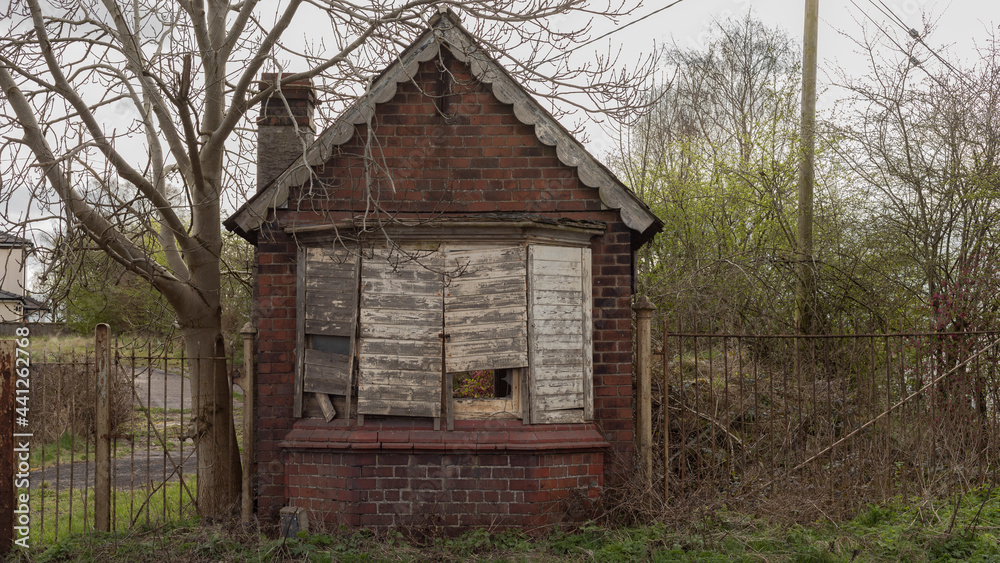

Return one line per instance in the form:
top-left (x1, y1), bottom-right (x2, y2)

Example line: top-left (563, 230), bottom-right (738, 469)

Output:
top-left (279, 419), bottom-right (609, 453)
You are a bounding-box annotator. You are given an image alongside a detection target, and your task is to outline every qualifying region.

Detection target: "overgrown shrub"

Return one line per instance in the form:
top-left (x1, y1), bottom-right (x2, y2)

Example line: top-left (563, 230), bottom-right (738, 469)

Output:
top-left (30, 360), bottom-right (131, 445)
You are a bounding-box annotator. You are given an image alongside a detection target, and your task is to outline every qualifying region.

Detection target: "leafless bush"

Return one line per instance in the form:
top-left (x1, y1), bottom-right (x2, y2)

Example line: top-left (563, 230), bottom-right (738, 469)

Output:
top-left (30, 360), bottom-right (132, 445)
top-left (631, 331), bottom-right (1000, 524)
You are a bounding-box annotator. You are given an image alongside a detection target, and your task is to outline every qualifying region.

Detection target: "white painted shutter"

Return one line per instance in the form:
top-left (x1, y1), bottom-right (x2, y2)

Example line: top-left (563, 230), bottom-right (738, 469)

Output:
top-left (444, 245), bottom-right (528, 373)
top-left (299, 247), bottom-right (359, 397)
top-left (357, 246), bottom-right (443, 418)
top-left (527, 245), bottom-right (593, 424)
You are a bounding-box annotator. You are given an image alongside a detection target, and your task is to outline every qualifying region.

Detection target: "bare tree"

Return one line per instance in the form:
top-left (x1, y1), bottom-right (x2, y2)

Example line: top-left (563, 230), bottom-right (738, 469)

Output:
top-left (0, 0), bottom-right (654, 518)
top-left (614, 15), bottom-right (808, 331)
top-left (833, 21), bottom-right (1000, 329)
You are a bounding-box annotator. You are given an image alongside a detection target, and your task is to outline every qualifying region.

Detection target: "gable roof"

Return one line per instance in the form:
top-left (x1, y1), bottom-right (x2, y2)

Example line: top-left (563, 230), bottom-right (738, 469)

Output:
top-left (225, 8), bottom-right (662, 244)
top-left (0, 233), bottom-right (31, 248)
top-left (0, 289), bottom-right (47, 311)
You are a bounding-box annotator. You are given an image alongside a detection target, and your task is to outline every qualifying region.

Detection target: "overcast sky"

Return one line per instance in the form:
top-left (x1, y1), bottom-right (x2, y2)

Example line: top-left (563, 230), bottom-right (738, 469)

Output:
top-left (573, 0), bottom-right (1000, 152)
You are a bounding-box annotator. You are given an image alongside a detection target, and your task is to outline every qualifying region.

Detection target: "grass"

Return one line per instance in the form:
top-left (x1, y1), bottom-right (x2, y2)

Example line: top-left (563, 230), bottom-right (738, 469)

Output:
top-left (24, 478), bottom-right (196, 549)
top-left (30, 432), bottom-right (92, 469)
top-left (6, 485), bottom-right (1000, 562)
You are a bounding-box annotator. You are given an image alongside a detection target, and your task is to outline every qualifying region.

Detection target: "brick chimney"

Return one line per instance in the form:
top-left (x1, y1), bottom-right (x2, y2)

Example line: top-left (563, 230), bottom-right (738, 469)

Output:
top-left (258, 73), bottom-right (316, 192)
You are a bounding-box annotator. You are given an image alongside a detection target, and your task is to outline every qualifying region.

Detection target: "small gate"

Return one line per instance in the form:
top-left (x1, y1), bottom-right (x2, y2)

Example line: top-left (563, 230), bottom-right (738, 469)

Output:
top-left (2, 323), bottom-right (255, 548)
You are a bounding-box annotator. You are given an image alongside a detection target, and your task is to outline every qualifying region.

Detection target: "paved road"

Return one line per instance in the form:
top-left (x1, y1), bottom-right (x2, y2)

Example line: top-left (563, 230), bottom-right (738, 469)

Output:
top-left (31, 450), bottom-right (198, 491)
top-left (34, 365), bottom-right (245, 490)
top-left (132, 367), bottom-right (191, 410)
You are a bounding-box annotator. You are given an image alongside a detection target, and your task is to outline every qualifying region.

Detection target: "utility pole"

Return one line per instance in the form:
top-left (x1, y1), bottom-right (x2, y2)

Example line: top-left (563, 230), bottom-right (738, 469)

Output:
top-left (796, 0), bottom-right (819, 335)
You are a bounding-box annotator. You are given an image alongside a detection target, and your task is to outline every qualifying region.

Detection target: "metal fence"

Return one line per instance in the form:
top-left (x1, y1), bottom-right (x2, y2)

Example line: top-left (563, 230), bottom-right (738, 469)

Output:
top-left (647, 322), bottom-right (1000, 519)
top-left (23, 326), bottom-right (251, 545)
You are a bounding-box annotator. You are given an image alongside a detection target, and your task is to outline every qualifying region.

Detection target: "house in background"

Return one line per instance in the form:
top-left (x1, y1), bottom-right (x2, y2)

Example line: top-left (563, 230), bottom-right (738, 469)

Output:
top-left (0, 233), bottom-right (44, 322)
top-left (227, 8), bottom-right (662, 531)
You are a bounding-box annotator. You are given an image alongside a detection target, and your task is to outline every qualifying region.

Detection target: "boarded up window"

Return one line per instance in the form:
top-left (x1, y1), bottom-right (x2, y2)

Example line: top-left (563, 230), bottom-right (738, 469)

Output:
top-left (357, 246), bottom-right (444, 418)
top-left (296, 241), bottom-right (593, 425)
top-left (295, 247), bottom-right (360, 417)
top-left (527, 245), bottom-right (593, 424)
top-left (444, 245), bottom-right (527, 373)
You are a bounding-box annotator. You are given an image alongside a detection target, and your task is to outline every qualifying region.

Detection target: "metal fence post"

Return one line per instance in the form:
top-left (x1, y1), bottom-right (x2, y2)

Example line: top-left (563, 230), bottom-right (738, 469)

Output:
top-left (663, 318), bottom-right (670, 504)
top-left (239, 322), bottom-right (257, 524)
top-left (94, 324), bottom-right (111, 532)
top-left (633, 296), bottom-right (655, 489)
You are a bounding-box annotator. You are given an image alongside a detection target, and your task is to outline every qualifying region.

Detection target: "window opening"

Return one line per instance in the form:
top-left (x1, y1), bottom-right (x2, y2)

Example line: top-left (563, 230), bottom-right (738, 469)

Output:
top-left (452, 369), bottom-right (513, 399)
top-left (308, 335), bottom-right (351, 356)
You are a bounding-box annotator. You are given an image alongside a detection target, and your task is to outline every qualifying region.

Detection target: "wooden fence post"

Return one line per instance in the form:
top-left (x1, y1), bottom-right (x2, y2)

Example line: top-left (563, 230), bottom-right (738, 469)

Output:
top-left (0, 340), bottom-right (14, 553)
top-left (633, 296), bottom-right (655, 489)
top-left (239, 322), bottom-right (257, 524)
top-left (94, 323), bottom-right (111, 532)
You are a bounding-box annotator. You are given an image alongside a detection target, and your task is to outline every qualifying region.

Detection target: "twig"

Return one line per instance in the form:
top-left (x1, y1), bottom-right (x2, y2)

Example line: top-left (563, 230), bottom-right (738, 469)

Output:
top-left (945, 492), bottom-right (961, 536)
top-left (679, 402), bottom-right (744, 447)
top-left (964, 478), bottom-right (996, 536)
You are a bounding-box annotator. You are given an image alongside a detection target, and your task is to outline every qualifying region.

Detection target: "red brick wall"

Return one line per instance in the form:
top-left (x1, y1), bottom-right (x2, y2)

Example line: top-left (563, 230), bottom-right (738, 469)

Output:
top-left (280, 420), bottom-right (605, 531)
top-left (252, 48), bottom-right (638, 526)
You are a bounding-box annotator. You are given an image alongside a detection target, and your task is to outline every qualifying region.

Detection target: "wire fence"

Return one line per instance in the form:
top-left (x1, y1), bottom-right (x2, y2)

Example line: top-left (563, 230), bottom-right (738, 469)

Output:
top-left (26, 330), bottom-right (247, 545)
top-left (650, 321), bottom-right (1000, 520)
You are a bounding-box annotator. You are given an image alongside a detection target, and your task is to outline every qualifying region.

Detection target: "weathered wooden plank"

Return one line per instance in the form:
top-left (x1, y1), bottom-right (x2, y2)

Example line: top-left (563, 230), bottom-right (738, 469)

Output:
top-left (446, 347), bottom-right (527, 373)
top-left (304, 319), bottom-right (355, 336)
top-left (529, 319), bottom-right (584, 336)
top-left (445, 245), bottom-right (526, 263)
top-left (533, 409), bottom-right (585, 424)
top-left (315, 393), bottom-right (337, 422)
top-left (530, 259), bottom-right (582, 277)
top-left (445, 262), bottom-right (525, 282)
top-left (358, 248), bottom-right (443, 419)
top-left (356, 399), bottom-right (439, 418)
top-left (357, 381), bottom-right (440, 402)
top-left (536, 392), bottom-right (584, 411)
top-left (445, 264), bottom-right (526, 283)
top-left (444, 245), bottom-right (528, 376)
top-left (359, 293), bottom-right (441, 311)
top-left (531, 290), bottom-right (585, 307)
top-left (452, 398), bottom-right (519, 420)
top-left (294, 246), bottom-right (307, 418)
top-left (305, 262), bottom-right (358, 278)
top-left (303, 349), bottom-right (352, 395)
top-left (446, 322), bottom-right (527, 341)
top-left (532, 352), bottom-right (586, 370)
top-left (306, 246), bottom-right (357, 264)
top-left (528, 246), bottom-right (592, 424)
top-left (360, 338), bottom-right (441, 358)
top-left (363, 257), bottom-right (442, 282)
top-left (445, 277), bottom-right (525, 298)
top-left (531, 273), bottom-right (583, 292)
top-left (360, 307), bottom-right (440, 325)
top-left (362, 278), bottom-right (442, 295)
top-left (302, 289), bottom-right (357, 307)
top-left (360, 322), bottom-right (441, 341)
top-left (444, 305), bottom-right (525, 325)
top-left (360, 354), bottom-right (440, 372)
top-left (531, 305), bottom-right (584, 322)
top-left (299, 246), bottom-right (360, 416)
top-left (581, 248), bottom-right (593, 421)
top-left (302, 394), bottom-right (350, 420)
top-left (530, 245), bottom-right (580, 263)
top-left (534, 374), bottom-right (584, 391)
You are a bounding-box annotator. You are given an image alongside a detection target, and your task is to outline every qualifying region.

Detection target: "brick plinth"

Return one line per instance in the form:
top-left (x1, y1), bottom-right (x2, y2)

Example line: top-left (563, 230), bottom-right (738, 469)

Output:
top-left (274, 419), bottom-right (607, 532)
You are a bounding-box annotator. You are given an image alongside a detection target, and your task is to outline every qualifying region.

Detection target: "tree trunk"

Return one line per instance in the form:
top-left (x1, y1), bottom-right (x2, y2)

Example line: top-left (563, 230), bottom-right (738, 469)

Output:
top-left (183, 322), bottom-right (242, 521)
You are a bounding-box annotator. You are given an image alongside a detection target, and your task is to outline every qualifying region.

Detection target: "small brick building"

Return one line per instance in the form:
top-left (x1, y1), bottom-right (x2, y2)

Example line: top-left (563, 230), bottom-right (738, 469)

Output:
top-left (226, 9), bottom-right (661, 531)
